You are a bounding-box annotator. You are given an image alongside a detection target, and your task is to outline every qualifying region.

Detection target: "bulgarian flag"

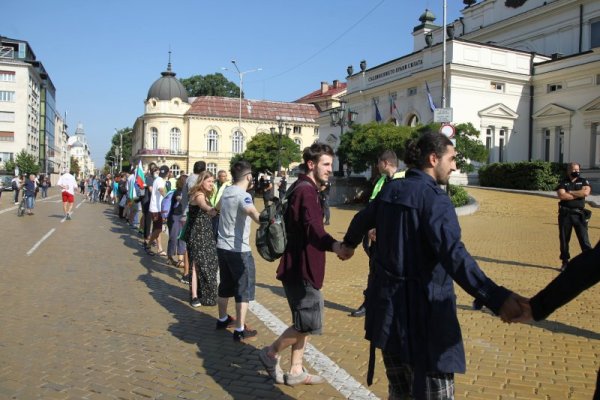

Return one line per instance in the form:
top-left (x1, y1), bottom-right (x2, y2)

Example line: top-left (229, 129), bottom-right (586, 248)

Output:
top-left (135, 160), bottom-right (145, 188)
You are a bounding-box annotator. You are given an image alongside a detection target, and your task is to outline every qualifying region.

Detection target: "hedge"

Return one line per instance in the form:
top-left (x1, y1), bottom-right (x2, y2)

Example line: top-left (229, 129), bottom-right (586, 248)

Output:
top-left (478, 161), bottom-right (565, 191)
top-left (449, 184), bottom-right (470, 207)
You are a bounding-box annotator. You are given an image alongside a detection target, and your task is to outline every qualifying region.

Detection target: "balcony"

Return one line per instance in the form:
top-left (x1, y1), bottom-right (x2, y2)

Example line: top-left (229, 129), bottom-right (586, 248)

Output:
top-left (137, 148), bottom-right (188, 156)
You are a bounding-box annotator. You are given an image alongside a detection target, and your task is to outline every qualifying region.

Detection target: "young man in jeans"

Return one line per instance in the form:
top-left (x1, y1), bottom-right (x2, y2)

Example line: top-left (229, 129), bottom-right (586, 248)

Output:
top-left (215, 160), bottom-right (261, 342)
top-left (259, 143), bottom-right (347, 385)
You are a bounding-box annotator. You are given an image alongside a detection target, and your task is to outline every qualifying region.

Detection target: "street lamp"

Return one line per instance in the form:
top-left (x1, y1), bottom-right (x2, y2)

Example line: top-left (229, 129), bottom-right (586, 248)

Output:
top-left (108, 156), bottom-right (116, 175)
top-left (270, 118), bottom-right (291, 175)
top-left (330, 101), bottom-right (358, 175)
top-left (116, 128), bottom-right (122, 173)
top-left (222, 60), bottom-right (262, 133)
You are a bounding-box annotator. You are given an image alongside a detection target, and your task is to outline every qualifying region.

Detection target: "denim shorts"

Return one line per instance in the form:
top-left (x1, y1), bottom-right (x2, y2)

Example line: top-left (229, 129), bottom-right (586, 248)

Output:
top-left (217, 249), bottom-right (256, 303)
top-left (283, 280), bottom-right (324, 335)
top-left (26, 196), bottom-right (34, 209)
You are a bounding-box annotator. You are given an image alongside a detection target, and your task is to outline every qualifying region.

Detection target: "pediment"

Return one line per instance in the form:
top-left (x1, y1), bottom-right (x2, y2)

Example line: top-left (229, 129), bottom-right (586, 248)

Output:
top-left (478, 103), bottom-right (518, 119)
top-left (580, 97), bottom-right (600, 113)
top-left (532, 103), bottom-right (573, 119)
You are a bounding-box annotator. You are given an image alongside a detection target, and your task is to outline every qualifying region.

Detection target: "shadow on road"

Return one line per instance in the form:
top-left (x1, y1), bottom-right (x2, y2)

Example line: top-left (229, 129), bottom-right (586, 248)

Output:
top-left (473, 255), bottom-right (558, 272)
top-left (256, 282), bottom-right (356, 314)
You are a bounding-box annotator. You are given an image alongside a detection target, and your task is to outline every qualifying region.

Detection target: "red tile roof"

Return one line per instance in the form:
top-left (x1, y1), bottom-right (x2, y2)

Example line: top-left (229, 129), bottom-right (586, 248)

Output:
top-left (187, 96), bottom-right (319, 123)
top-left (294, 82), bottom-right (347, 103)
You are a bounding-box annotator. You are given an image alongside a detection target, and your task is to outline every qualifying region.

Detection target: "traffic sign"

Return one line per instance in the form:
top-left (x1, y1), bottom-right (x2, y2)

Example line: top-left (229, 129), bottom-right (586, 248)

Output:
top-left (439, 123), bottom-right (455, 138)
top-left (434, 108), bottom-right (453, 123)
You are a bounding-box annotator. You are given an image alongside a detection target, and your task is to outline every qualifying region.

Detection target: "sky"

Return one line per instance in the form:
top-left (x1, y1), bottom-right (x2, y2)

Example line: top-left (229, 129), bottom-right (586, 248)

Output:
top-left (3, 0), bottom-right (465, 168)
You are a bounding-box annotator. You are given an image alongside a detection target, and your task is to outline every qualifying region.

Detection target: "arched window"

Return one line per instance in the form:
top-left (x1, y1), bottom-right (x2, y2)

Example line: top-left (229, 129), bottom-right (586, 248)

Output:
top-left (171, 164), bottom-right (180, 177)
top-left (294, 138), bottom-right (302, 148)
top-left (232, 130), bottom-right (244, 154)
top-left (207, 130), bottom-right (218, 152)
top-left (407, 114), bottom-right (419, 127)
top-left (150, 127), bottom-right (158, 150)
top-left (207, 163), bottom-right (217, 175)
top-left (170, 128), bottom-right (181, 153)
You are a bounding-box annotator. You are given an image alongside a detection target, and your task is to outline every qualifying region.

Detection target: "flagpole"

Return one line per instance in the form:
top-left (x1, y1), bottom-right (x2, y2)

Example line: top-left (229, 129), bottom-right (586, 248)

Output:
top-left (442, 0), bottom-right (447, 108)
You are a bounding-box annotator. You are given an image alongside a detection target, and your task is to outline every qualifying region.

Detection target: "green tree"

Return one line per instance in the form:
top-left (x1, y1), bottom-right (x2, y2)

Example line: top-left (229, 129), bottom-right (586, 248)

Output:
top-left (70, 156), bottom-right (81, 176)
top-left (337, 122), bottom-right (416, 173)
top-left (6, 150), bottom-right (41, 176)
top-left (234, 132), bottom-right (302, 173)
top-left (180, 73), bottom-right (240, 98)
top-left (105, 128), bottom-right (132, 172)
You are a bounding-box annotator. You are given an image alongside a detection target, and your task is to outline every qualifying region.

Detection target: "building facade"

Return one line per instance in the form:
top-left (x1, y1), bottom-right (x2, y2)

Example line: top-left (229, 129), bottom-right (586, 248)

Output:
top-left (131, 64), bottom-right (319, 175)
top-left (323, 0), bottom-right (600, 169)
top-left (69, 122), bottom-right (94, 179)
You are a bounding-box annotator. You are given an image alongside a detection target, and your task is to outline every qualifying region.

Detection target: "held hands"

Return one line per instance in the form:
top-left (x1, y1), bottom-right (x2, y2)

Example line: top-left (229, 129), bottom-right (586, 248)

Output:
top-left (367, 228), bottom-right (377, 242)
top-left (332, 242), bottom-right (355, 261)
top-left (498, 293), bottom-right (533, 323)
top-left (207, 208), bottom-right (218, 218)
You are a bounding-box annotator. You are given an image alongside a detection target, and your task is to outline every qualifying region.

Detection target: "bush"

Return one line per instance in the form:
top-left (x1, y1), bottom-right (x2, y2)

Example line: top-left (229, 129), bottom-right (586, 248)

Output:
top-left (448, 184), bottom-right (470, 207)
top-left (478, 161), bottom-right (564, 191)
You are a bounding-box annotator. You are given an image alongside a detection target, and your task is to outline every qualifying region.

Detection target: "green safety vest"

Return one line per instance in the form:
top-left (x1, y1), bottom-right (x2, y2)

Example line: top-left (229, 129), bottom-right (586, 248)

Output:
top-left (211, 181), bottom-right (231, 207)
top-left (369, 170), bottom-right (406, 201)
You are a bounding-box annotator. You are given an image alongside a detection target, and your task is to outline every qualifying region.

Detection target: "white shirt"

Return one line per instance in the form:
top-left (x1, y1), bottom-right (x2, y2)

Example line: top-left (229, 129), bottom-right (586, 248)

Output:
top-left (149, 176), bottom-right (166, 213)
top-left (57, 173), bottom-right (78, 195)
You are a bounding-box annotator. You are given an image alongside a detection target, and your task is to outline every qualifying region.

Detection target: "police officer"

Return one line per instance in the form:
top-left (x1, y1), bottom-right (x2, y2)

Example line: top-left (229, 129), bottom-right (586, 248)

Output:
top-left (556, 162), bottom-right (592, 272)
top-left (350, 149), bottom-right (405, 317)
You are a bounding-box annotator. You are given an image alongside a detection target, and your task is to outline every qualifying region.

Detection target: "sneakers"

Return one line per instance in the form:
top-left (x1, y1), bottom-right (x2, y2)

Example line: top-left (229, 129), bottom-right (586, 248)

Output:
top-left (284, 368), bottom-right (325, 386)
top-left (66, 214), bottom-right (71, 220)
top-left (215, 315), bottom-right (236, 330)
top-left (233, 326), bottom-right (258, 342)
top-left (180, 274), bottom-right (190, 284)
top-left (259, 347), bottom-right (284, 384)
top-left (190, 298), bottom-right (202, 308)
top-left (560, 261), bottom-right (568, 272)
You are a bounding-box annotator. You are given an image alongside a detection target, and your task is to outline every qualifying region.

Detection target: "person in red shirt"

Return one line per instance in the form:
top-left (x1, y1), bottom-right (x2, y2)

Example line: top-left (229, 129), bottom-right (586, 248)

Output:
top-left (258, 143), bottom-right (349, 386)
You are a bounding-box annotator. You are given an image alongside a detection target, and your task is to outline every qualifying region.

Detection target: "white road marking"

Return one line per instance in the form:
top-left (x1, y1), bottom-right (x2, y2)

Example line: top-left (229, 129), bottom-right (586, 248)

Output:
top-left (26, 228), bottom-right (56, 256)
top-left (249, 301), bottom-right (379, 400)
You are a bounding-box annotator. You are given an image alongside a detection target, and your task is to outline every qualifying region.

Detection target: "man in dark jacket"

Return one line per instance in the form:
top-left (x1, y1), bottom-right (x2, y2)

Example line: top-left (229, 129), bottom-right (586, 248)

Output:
top-left (258, 143), bottom-right (346, 386)
top-left (341, 133), bottom-right (524, 399)
top-left (512, 241), bottom-right (600, 399)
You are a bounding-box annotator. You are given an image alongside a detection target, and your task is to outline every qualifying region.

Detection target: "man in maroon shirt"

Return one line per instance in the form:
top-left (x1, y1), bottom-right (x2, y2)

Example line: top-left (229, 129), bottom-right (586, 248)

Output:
top-left (259, 143), bottom-right (348, 386)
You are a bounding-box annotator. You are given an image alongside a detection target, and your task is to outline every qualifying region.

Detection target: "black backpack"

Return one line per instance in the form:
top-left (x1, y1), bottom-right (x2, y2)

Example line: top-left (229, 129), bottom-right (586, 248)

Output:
top-left (255, 181), bottom-right (309, 262)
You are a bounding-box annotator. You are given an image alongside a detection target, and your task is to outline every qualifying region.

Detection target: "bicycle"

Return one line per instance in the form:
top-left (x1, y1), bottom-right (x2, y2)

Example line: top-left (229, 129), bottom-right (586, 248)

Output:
top-left (17, 188), bottom-right (26, 217)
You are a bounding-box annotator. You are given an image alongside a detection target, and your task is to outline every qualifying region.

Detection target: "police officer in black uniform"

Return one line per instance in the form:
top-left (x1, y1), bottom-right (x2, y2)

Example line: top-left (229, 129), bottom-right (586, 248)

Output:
top-left (556, 162), bottom-right (593, 271)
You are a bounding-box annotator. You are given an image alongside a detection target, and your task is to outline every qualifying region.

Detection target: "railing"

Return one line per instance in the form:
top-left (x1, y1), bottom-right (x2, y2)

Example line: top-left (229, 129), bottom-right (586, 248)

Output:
top-left (136, 148), bottom-right (188, 156)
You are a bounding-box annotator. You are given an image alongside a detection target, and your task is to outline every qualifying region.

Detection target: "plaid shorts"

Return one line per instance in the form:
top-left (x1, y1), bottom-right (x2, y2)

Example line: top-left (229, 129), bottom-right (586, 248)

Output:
top-left (382, 352), bottom-right (454, 400)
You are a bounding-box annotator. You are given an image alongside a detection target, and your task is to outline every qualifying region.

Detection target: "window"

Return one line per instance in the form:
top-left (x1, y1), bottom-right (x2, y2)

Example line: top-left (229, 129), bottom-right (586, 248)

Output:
top-left (491, 82), bottom-right (504, 92)
top-left (498, 129), bottom-right (505, 162)
top-left (293, 125), bottom-right (302, 134)
top-left (170, 127), bottom-right (181, 153)
top-left (0, 131), bottom-right (15, 141)
top-left (0, 91), bottom-right (15, 102)
top-left (0, 111), bottom-right (15, 122)
top-left (207, 130), bottom-right (218, 152)
top-left (544, 129), bottom-right (551, 161)
top-left (232, 130), bottom-right (244, 154)
top-left (0, 152), bottom-right (13, 162)
top-left (207, 163), bottom-right (217, 175)
top-left (150, 127), bottom-right (158, 150)
top-left (171, 164), bottom-right (180, 177)
top-left (547, 83), bottom-right (563, 93)
top-left (592, 20), bottom-right (600, 49)
top-left (314, 127), bottom-right (319, 136)
top-left (486, 128), bottom-right (493, 163)
top-left (0, 71), bottom-right (15, 82)
top-left (294, 138), bottom-right (302, 148)
top-left (407, 87), bottom-right (417, 96)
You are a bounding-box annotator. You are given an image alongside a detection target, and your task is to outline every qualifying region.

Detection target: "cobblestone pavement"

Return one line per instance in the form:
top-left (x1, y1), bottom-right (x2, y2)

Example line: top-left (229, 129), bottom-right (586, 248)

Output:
top-left (0, 188), bottom-right (598, 399)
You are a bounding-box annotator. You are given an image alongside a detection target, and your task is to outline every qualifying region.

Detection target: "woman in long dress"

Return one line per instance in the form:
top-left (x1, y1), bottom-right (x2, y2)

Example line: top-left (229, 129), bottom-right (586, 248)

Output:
top-left (183, 171), bottom-right (218, 307)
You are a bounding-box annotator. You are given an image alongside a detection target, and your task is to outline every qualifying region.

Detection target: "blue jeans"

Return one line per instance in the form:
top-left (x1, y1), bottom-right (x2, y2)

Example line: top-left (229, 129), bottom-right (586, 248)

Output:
top-left (26, 195), bottom-right (34, 210)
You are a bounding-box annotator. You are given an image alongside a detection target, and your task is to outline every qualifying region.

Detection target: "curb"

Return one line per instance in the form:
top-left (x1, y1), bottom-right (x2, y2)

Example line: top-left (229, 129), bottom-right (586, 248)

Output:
top-left (463, 185), bottom-right (600, 208)
top-left (455, 195), bottom-right (479, 216)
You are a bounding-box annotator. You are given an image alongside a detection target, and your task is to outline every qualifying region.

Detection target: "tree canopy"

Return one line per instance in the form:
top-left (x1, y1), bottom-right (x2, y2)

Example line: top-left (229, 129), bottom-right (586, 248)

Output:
top-left (230, 132), bottom-right (302, 173)
top-left (105, 128), bottom-right (132, 173)
top-left (4, 150), bottom-right (41, 176)
top-left (180, 73), bottom-right (240, 98)
top-left (70, 156), bottom-right (81, 176)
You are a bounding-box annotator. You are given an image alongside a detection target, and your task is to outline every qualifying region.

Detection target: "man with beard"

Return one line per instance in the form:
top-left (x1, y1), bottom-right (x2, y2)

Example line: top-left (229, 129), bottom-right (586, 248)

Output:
top-left (258, 143), bottom-right (347, 386)
top-left (339, 133), bottom-right (525, 399)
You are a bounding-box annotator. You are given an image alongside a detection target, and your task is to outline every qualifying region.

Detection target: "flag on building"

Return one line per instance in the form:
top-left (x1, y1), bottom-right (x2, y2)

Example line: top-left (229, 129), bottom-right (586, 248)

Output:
top-left (374, 100), bottom-right (382, 122)
top-left (389, 95), bottom-right (401, 121)
top-left (425, 81), bottom-right (436, 112)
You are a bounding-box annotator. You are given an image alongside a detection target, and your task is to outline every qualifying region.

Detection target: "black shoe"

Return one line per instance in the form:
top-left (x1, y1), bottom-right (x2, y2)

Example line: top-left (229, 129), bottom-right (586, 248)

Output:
top-left (180, 274), bottom-right (190, 284)
top-left (350, 305), bottom-right (366, 317)
top-left (560, 261), bottom-right (568, 272)
top-left (233, 326), bottom-right (257, 342)
top-left (216, 315), bottom-right (236, 330)
top-left (190, 298), bottom-right (202, 308)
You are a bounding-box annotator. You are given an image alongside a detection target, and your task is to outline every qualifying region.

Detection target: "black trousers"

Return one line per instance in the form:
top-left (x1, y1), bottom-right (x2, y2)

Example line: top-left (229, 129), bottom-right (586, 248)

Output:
top-left (558, 209), bottom-right (592, 261)
top-left (142, 203), bottom-right (152, 239)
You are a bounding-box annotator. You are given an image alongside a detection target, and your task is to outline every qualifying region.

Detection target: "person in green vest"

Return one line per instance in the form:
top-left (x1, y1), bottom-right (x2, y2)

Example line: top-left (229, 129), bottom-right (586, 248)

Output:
top-left (211, 170), bottom-right (232, 239)
top-left (350, 149), bottom-right (406, 317)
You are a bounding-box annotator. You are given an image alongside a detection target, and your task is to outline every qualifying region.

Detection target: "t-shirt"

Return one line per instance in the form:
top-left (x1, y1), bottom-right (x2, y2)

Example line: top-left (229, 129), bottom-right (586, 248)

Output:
top-left (557, 176), bottom-right (590, 209)
top-left (149, 176), bottom-right (166, 213)
top-left (217, 185), bottom-right (254, 252)
top-left (181, 173), bottom-right (198, 213)
top-left (57, 173), bottom-right (78, 195)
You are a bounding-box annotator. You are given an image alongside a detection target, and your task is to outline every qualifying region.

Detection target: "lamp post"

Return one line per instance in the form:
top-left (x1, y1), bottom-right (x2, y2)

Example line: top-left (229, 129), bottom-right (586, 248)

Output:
top-left (223, 61), bottom-right (262, 133)
top-left (330, 101), bottom-right (358, 175)
top-left (270, 118), bottom-right (291, 175)
top-left (116, 128), bottom-right (123, 173)
top-left (108, 156), bottom-right (116, 176)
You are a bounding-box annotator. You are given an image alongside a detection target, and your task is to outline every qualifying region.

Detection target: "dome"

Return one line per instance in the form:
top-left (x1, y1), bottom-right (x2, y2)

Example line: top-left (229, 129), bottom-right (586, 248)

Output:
top-left (146, 62), bottom-right (189, 103)
top-left (419, 9), bottom-right (436, 23)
